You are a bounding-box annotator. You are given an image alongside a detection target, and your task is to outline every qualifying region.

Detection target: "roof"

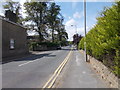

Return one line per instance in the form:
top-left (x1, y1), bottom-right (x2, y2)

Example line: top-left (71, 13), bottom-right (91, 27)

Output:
top-left (0, 15), bottom-right (25, 29)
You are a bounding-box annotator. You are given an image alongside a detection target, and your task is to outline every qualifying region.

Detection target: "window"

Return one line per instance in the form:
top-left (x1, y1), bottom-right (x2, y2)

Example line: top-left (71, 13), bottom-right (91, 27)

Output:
top-left (10, 39), bottom-right (15, 49)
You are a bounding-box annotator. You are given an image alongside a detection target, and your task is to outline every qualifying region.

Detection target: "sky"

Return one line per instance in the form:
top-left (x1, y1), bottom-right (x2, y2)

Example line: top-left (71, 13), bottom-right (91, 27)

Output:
top-left (55, 2), bottom-right (114, 41)
top-left (0, 0), bottom-right (115, 41)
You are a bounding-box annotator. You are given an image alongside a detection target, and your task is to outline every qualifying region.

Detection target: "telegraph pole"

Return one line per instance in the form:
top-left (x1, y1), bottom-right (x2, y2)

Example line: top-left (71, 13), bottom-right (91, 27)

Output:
top-left (84, 0), bottom-right (88, 62)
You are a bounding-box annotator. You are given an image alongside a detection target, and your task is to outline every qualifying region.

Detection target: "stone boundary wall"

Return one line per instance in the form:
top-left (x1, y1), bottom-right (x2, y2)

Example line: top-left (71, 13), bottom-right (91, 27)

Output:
top-left (80, 50), bottom-right (119, 88)
top-left (32, 45), bottom-right (58, 51)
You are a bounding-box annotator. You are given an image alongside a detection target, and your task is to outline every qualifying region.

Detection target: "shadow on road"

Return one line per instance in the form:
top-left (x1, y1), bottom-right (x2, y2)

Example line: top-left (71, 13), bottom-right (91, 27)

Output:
top-left (2, 52), bottom-right (56, 64)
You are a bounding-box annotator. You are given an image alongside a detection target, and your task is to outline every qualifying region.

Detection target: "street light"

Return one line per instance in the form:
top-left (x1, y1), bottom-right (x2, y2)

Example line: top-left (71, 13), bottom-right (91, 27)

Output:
top-left (84, 0), bottom-right (88, 62)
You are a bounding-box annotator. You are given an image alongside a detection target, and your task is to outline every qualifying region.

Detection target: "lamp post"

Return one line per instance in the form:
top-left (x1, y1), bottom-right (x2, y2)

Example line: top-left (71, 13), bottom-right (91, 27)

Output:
top-left (84, 0), bottom-right (88, 62)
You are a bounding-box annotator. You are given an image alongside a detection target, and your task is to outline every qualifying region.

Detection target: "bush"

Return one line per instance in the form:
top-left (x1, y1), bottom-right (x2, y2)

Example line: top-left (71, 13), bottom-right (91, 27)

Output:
top-left (79, 2), bottom-right (120, 77)
top-left (29, 42), bottom-right (60, 50)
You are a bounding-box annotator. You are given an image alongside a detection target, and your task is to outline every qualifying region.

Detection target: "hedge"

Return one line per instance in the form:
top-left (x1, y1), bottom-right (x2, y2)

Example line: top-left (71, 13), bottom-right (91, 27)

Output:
top-left (78, 2), bottom-right (120, 77)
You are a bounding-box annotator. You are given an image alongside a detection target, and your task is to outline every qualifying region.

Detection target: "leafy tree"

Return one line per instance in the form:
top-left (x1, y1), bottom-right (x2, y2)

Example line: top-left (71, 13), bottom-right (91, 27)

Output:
top-left (54, 16), bottom-right (68, 44)
top-left (24, 1), bottom-right (68, 46)
top-left (47, 2), bottom-right (61, 42)
top-left (3, 0), bottom-right (22, 23)
top-left (24, 1), bottom-right (48, 42)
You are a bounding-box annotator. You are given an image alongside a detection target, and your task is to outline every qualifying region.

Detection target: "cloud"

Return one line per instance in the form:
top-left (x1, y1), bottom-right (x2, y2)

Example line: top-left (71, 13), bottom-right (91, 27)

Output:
top-left (73, 12), bottom-right (83, 19)
top-left (65, 18), bottom-right (77, 41)
top-left (65, 18), bottom-right (77, 26)
top-left (65, 18), bottom-right (90, 41)
top-left (65, 18), bottom-right (88, 41)
top-left (68, 16), bottom-right (71, 19)
top-left (65, 26), bottom-right (89, 41)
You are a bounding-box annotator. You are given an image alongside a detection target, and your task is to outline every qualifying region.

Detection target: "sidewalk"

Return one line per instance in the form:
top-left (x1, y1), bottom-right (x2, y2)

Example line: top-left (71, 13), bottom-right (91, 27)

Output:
top-left (56, 50), bottom-right (109, 88)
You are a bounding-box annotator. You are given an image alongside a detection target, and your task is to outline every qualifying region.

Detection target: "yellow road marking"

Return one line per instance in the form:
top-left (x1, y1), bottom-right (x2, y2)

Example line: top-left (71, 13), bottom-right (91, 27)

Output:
top-left (42, 49), bottom-right (72, 88)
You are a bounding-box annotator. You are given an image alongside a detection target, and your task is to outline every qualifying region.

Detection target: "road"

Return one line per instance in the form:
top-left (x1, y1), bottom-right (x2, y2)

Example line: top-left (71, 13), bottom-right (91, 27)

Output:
top-left (2, 46), bottom-right (108, 88)
top-left (2, 46), bottom-right (70, 88)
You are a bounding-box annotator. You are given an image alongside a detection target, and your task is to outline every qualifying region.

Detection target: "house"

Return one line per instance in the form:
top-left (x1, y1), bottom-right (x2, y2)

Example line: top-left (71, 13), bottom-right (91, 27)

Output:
top-left (0, 16), bottom-right (29, 61)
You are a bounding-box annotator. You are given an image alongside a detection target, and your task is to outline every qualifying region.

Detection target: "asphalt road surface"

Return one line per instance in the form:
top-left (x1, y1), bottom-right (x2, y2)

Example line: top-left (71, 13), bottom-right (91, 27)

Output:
top-left (2, 46), bottom-right (70, 88)
top-left (2, 46), bottom-right (108, 88)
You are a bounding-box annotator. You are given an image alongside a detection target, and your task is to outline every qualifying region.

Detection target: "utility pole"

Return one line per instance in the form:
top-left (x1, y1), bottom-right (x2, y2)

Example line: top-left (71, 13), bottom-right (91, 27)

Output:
top-left (84, 0), bottom-right (88, 62)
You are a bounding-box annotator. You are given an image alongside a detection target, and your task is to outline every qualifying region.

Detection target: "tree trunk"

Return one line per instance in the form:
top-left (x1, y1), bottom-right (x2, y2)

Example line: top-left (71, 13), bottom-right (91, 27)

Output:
top-left (52, 27), bottom-right (54, 42)
top-left (52, 30), bottom-right (54, 42)
top-left (38, 32), bottom-right (43, 43)
top-left (38, 26), bottom-right (43, 43)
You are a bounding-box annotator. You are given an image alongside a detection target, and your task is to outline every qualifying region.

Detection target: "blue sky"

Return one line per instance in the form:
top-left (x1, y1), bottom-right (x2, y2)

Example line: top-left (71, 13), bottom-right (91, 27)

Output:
top-left (55, 2), bottom-right (114, 41)
top-left (0, 0), bottom-right (114, 41)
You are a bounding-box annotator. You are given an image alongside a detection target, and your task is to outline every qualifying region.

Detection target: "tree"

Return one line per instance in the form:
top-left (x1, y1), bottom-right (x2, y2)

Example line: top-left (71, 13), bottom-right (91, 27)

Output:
top-left (73, 34), bottom-right (83, 49)
top-left (3, 0), bottom-right (22, 23)
top-left (54, 15), bottom-right (68, 44)
top-left (24, 1), bottom-right (48, 42)
top-left (24, 1), bottom-right (68, 44)
top-left (47, 2), bottom-right (61, 42)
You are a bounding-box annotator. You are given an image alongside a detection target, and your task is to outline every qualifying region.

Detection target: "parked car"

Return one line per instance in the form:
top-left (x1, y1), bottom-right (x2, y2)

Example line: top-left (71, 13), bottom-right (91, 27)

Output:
top-left (57, 46), bottom-right (61, 50)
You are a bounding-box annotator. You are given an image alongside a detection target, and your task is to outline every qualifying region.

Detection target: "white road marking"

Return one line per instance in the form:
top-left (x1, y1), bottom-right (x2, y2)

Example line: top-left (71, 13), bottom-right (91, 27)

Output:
top-left (18, 59), bottom-right (39, 67)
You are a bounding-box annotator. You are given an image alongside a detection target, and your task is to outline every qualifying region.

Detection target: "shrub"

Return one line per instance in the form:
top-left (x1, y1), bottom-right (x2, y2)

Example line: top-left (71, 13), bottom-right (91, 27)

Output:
top-left (79, 2), bottom-right (120, 77)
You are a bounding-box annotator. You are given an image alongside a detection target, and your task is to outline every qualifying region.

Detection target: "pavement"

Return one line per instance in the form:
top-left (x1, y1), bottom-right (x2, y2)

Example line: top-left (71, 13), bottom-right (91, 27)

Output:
top-left (2, 46), bottom-right (109, 88)
top-left (56, 49), bottom-right (108, 88)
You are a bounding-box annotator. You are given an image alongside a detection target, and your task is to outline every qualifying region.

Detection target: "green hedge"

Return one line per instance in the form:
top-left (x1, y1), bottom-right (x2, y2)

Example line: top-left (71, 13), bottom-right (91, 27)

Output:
top-left (79, 2), bottom-right (120, 77)
top-left (30, 42), bottom-right (60, 47)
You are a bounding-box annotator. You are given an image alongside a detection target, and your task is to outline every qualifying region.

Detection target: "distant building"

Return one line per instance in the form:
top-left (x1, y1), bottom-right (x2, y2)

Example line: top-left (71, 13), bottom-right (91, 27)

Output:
top-left (0, 16), bottom-right (29, 61)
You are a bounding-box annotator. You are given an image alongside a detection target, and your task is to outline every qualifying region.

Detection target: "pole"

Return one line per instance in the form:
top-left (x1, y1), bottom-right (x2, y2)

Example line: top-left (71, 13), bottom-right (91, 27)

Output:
top-left (84, 0), bottom-right (88, 62)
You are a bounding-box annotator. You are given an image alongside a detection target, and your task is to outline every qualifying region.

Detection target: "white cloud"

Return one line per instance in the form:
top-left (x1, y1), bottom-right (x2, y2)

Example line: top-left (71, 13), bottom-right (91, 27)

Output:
top-left (65, 18), bottom-right (77, 41)
top-left (65, 26), bottom-right (75, 41)
top-left (65, 18), bottom-right (77, 26)
top-left (65, 18), bottom-right (90, 41)
top-left (68, 16), bottom-right (71, 19)
top-left (73, 12), bottom-right (82, 19)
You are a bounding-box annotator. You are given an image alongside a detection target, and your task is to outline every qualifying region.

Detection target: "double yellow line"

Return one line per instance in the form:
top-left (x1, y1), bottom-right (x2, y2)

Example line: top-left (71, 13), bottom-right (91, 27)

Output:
top-left (42, 49), bottom-right (72, 88)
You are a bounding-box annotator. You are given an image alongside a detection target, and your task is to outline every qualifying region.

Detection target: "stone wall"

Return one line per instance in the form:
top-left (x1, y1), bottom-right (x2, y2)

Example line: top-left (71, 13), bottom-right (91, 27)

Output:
top-left (33, 45), bottom-right (58, 51)
top-left (1, 18), bottom-right (29, 60)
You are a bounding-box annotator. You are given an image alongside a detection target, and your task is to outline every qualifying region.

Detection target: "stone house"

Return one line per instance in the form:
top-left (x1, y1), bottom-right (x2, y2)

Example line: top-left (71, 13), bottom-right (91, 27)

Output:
top-left (0, 16), bottom-right (29, 61)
